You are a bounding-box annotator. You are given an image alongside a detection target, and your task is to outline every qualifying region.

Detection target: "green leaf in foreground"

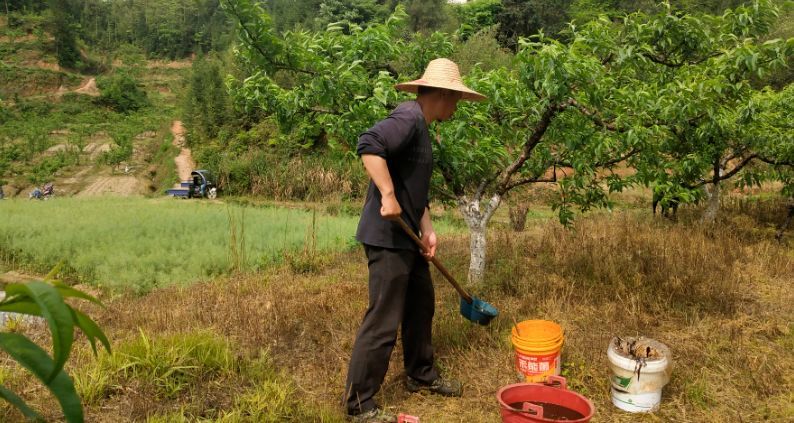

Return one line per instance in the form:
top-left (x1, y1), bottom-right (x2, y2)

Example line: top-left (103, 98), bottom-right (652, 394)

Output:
top-left (0, 333), bottom-right (84, 423)
top-left (0, 385), bottom-right (45, 422)
top-left (4, 281), bottom-right (75, 382)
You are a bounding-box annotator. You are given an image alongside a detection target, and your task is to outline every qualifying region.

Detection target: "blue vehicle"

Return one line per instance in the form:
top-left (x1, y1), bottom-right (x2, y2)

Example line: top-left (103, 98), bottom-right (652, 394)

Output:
top-left (166, 170), bottom-right (217, 199)
top-left (29, 183), bottom-right (54, 200)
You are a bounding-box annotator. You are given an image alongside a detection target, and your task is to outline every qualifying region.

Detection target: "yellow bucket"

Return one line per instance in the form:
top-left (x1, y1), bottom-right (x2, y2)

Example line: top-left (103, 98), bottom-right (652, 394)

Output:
top-left (511, 320), bottom-right (564, 383)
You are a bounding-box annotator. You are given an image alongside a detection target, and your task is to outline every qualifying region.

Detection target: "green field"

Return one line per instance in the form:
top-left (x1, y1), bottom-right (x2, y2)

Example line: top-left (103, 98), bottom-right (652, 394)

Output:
top-left (0, 197), bottom-right (366, 291)
top-left (0, 197), bottom-right (463, 292)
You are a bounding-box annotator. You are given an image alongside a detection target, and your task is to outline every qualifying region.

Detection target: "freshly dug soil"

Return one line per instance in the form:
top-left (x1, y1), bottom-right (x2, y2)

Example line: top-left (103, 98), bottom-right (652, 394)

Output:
top-left (611, 336), bottom-right (669, 360)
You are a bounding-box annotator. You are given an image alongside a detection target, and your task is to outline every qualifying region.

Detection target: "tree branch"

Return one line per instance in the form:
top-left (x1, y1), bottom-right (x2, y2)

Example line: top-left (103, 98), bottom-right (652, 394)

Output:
top-left (717, 154), bottom-right (758, 182)
top-left (371, 64), bottom-right (399, 78)
top-left (495, 100), bottom-right (566, 196)
top-left (721, 147), bottom-right (750, 168)
top-left (309, 106), bottom-right (341, 115)
top-left (601, 148), bottom-right (641, 167)
top-left (688, 154), bottom-right (759, 188)
top-left (566, 99), bottom-right (619, 131)
top-left (504, 171), bottom-right (558, 191)
top-left (225, 1), bottom-right (317, 76)
top-left (758, 155), bottom-right (794, 167)
top-left (482, 193), bottom-right (503, 224)
top-left (641, 51), bottom-right (722, 68)
top-left (475, 178), bottom-right (489, 201)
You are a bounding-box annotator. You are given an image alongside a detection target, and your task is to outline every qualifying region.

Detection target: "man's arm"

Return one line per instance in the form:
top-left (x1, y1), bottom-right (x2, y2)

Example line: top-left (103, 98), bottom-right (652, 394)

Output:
top-left (419, 206), bottom-right (436, 259)
top-left (361, 154), bottom-right (401, 220)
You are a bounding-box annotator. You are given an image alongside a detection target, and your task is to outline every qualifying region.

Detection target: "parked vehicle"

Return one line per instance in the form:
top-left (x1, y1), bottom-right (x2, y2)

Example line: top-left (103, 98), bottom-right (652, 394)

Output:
top-left (165, 170), bottom-right (217, 199)
top-left (29, 183), bottom-right (54, 200)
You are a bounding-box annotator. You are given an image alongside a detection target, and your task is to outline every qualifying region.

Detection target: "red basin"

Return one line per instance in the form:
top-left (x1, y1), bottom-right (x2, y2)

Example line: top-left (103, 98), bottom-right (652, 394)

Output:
top-left (497, 376), bottom-right (594, 422)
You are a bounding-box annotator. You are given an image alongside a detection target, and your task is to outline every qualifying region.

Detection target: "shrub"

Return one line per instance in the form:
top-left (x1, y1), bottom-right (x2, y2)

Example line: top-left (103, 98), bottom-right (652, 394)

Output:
top-left (96, 71), bottom-right (149, 113)
top-left (183, 55), bottom-right (231, 145)
top-left (451, 26), bottom-right (514, 75)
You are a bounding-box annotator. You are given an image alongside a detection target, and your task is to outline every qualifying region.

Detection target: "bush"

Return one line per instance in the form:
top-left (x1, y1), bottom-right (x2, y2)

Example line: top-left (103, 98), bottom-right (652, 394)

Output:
top-left (208, 149), bottom-right (368, 200)
top-left (96, 71), bottom-right (149, 113)
top-left (451, 26), bottom-right (514, 74)
top-left (183, 55), bottom-right (232, 145)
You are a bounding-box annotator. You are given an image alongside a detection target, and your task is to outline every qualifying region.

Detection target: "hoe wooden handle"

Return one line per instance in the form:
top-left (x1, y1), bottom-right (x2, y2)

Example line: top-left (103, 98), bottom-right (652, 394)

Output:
top-left (396, 217), bottom-right (474, 304)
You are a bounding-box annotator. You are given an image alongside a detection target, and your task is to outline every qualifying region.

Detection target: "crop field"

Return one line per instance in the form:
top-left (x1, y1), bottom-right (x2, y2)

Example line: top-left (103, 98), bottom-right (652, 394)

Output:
top-left (0, 197), bottom-right (368, 291)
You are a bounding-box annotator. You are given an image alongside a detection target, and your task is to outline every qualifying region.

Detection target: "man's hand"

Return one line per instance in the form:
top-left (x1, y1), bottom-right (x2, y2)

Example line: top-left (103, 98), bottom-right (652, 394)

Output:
top-left (380, 192), bottom-right (402, 220)
top-left (421, 230), bottom-right (437, 260)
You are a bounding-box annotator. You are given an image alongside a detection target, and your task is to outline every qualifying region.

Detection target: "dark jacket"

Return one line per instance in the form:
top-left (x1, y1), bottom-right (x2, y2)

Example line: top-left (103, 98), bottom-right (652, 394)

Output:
top-left (355, 101), bottom-right (433, 250)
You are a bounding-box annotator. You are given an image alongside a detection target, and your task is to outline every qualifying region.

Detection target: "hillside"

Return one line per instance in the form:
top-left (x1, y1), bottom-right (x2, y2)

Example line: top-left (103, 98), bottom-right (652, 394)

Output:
top-left (0, 14), bottom-right (191, 199)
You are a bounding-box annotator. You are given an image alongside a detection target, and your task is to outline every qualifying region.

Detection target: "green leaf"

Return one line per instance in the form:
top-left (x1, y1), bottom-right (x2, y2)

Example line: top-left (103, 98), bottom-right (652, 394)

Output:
top-left (52, 281), bottom-right (103, 307)
top-left (0, 333), bottom-right (83, 423)
top-left (43, 260), bottom-right (67, 282)
top-left (0, 385), bottom-right (45, 422)
top-left (4, 282), bottom-right (74, 383)
top-left (70, 308), bottom-right (111, 357)
top-left (0, 301), bottom-right (41, 315)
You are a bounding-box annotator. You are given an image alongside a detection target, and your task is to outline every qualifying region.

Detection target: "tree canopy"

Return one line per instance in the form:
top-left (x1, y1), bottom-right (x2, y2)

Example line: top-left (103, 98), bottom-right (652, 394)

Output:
top-left (223, 0), bottom-right (793, 283)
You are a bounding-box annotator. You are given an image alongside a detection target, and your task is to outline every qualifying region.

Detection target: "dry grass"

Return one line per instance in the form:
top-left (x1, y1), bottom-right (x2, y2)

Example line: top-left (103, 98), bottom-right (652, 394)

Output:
top-left (1, 202), bottom-right (792, 422)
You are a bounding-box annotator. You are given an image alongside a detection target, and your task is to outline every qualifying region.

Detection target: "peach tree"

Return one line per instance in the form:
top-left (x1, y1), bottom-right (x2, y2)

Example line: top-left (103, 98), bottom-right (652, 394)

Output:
top-left (223, 0), bottom-right (793, 284)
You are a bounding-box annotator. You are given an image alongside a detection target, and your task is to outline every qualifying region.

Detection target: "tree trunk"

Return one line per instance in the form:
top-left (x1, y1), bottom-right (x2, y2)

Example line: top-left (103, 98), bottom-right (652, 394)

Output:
top-left (467, 223), bottom-right (487, 284)
top-left (458, 193), bottom-right (501, 285)
top-left (509, 202), bottom-right (529, 232)
top-left (702, 181), bottom-right (721, 223)
top-left (775, 202), bottom-right (794, 242)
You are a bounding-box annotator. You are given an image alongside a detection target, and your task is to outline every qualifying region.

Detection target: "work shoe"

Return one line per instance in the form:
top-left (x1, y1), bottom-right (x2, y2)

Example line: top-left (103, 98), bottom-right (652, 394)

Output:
top-left (405, 376), bottom-right (463, 397)
top-left (347, 407), bottom-right (397, 423)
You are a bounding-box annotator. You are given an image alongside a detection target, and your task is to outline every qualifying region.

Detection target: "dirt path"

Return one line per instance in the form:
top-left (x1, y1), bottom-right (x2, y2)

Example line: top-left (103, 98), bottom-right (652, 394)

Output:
top-left (171, 121), bottom-right (195, 185)
top-left (78, 175), bottom-right (141, 197)
top-left (73, 77), bottom-right (100, 96)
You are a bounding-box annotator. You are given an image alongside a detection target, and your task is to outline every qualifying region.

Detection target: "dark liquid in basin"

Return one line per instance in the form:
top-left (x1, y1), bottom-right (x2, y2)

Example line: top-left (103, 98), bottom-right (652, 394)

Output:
top-left (507, 401), bottom-right (585, 421)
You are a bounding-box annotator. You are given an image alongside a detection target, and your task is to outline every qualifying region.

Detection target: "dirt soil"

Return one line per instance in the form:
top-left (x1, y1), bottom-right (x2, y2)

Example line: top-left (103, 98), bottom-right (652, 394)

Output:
top-left (77, 175), bottom-right (143, 197)
top-left (0, 271), bottom-right (39, 285)
top-left (171, 120), bottom-right (195, 185)
top-left (611, 336), bottom-right (668, 360)
top-left (73, 77), bottom-right (99, 97)
top-left (146, 59), bottom-right (193, 69)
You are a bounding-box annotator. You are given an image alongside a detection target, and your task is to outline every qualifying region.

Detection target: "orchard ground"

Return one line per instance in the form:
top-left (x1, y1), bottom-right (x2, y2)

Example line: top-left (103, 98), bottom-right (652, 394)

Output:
top-left (0, 189), bottom-right (792, 422)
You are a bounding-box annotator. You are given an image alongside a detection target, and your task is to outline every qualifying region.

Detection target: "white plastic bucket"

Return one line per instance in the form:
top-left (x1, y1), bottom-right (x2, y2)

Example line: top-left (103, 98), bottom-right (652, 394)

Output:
top-left (607, 338), bottom-right (671, 413)
top-left (610, 388), bottom-right (662, 413)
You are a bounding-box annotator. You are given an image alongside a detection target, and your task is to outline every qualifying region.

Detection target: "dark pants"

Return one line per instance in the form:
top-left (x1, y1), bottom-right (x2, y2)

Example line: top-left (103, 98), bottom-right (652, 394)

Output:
top-left (344, 245), bottom-right (439, 414)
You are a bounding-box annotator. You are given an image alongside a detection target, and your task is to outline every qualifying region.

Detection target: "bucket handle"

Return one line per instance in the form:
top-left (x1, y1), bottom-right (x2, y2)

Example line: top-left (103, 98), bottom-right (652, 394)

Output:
top-left (544, 375), bottom-right (567, 390)
top-left (521, 402), bottom-right (544, 419)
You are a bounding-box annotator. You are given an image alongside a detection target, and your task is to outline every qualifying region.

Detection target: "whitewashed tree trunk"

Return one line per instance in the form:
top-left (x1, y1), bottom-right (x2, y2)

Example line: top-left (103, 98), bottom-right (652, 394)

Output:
top-left (458, 193), bottom-right (501, 285)
top-left (702, 181), bottom-right (721, 223)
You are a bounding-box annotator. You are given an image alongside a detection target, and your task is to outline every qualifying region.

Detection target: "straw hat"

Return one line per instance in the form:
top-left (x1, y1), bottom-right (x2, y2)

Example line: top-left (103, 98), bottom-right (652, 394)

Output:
top-left (394, 58), bottom-right (486, 102)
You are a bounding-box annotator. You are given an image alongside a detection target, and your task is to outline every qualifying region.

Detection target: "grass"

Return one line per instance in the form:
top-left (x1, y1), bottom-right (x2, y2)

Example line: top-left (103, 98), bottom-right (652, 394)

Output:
top-left (0, 197), bottom-right (366, 292)
top-left (75, 329), bottom-right (236, 404)
top-left (0, 329), bottom-right (341, 421)
top-left (1, 199), bottom-right (789, 421)
top-left (0, 195), bottom-right (464, 292)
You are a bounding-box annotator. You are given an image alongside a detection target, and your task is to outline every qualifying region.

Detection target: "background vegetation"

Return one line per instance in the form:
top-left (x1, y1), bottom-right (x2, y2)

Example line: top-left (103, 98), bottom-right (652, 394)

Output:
top-left (0, 197), bottom-right (370, 291)
top-left (1, 0), bottom-right (793, 421)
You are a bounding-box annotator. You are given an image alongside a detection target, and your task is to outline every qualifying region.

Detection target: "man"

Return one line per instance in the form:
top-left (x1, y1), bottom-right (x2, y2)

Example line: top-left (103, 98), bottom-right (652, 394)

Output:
top-left (344, 58), bottom-right (486, 422)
